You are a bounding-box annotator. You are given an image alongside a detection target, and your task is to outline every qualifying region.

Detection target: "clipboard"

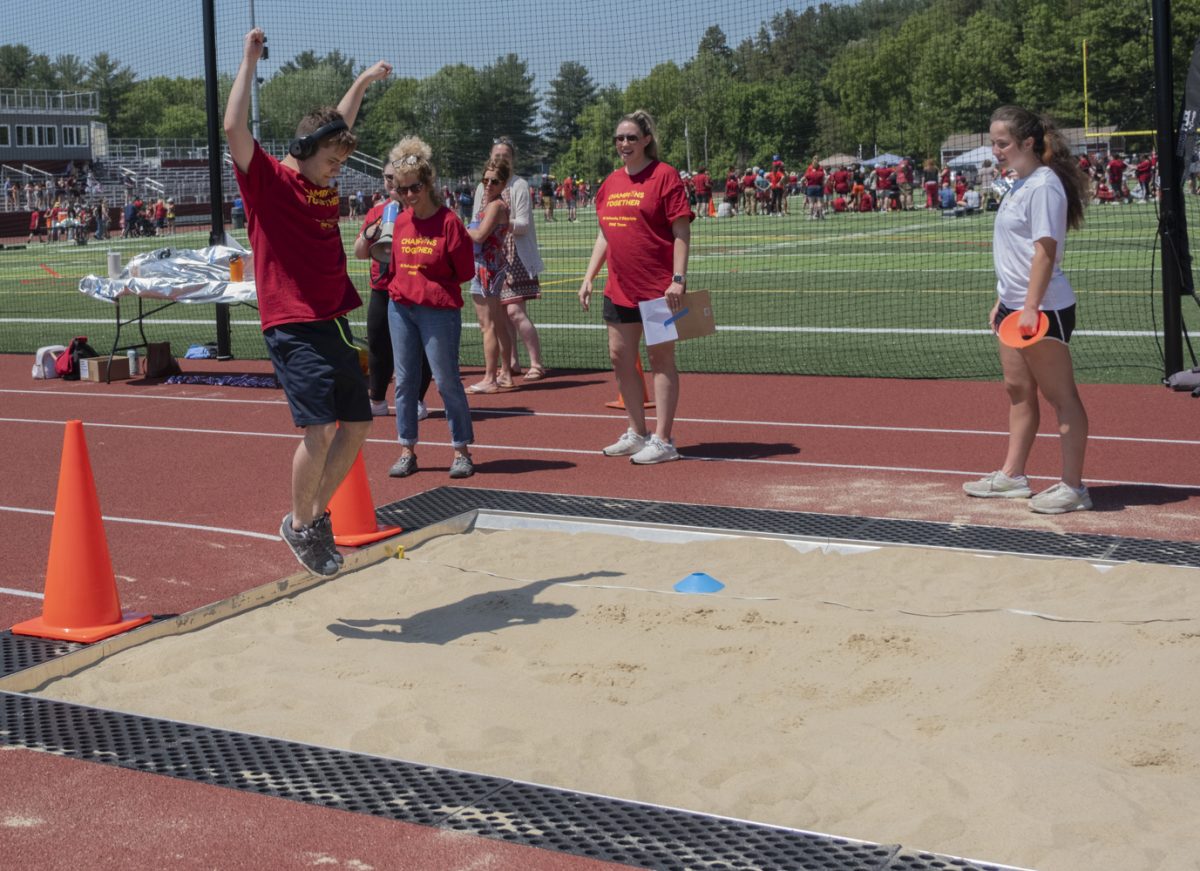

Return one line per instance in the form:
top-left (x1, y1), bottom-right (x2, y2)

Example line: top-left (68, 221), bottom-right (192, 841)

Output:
top-left (638, 290), bottom-right (717, 346)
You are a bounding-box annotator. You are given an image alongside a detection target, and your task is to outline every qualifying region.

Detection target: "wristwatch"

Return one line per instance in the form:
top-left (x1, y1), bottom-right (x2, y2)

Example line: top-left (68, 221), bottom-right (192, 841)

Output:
top-left (672, 273), bottom-right (686, 285)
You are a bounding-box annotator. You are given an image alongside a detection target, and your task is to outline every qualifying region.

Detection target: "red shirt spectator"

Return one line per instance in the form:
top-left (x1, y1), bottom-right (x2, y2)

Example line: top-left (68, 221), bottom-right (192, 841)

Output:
top-left (832, 169), bottom-right (851, 194)
top-left (803, 165), bottom-right (826, 188)
top-left (387, 206), bottom-right (474, 309)
top-left (875, 166), bottom-right (894, 190)
top-left (692, 170), bottom-right (711, 196)
top-left (595, 160), bottom-right (692, 307)
top-left (724, 174), bottom-right (739, 199)
top-left (360, 202), bottom-right (396, 290)
top-left (858, 191), bottom-right (875, 212)
top-left (1107, 156), bottom-right (1127, 187)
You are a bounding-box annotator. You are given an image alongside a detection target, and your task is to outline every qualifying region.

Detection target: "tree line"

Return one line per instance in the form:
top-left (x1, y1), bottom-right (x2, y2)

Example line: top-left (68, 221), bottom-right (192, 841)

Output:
top-left (2, 0), bottom-right (1196, 181)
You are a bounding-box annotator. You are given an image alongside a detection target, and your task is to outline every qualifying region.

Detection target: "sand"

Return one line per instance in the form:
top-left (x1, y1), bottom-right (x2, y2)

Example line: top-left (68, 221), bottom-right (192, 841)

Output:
top-left (36, 529), bottom-right (1200, 870)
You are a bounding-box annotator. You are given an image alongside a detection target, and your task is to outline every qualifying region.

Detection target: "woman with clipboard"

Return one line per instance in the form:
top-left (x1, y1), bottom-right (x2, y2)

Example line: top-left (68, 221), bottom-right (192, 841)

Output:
top-left (578, 110), bottom-right (694, 465)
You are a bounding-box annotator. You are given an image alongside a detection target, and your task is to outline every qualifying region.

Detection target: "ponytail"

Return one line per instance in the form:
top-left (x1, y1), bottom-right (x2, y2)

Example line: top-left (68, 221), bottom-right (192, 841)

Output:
top-left (991, 105), bottom-right (1088, 230)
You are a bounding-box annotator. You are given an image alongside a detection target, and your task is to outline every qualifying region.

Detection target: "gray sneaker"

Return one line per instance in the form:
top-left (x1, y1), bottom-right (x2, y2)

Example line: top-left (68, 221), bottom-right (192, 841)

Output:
top-left (602, 428), bottom-right (648, 457)
top-left (449, 453), bottom-right (474, 479)
top-left (388, 453), bottom-right (418, 478)
top-left (962, 471), bottom-right (1033, 499)
top-left (280, 513), bottom-right (340, 576)
top-left (1030, 482), bottom-right (1093, 514)
top-left (309, 511), bottom-right (343, 566)
top-left (630, 435), bottom-right (681, 465)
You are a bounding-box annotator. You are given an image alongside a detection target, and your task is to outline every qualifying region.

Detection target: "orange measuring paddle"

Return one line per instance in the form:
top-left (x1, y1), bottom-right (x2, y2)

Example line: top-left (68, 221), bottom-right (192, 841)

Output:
top-left (997, 310), bottom-right (1049, 349)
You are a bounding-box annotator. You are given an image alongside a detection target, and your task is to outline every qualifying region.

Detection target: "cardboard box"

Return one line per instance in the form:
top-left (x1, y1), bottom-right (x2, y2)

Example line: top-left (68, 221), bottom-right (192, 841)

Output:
top-left (78, 355), bottom-right (132, 382)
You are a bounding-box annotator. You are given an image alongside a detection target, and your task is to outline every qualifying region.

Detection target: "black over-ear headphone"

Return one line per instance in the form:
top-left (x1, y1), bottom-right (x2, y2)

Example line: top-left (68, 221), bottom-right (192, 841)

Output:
top-left (288, 118), bottom-right (350, 160)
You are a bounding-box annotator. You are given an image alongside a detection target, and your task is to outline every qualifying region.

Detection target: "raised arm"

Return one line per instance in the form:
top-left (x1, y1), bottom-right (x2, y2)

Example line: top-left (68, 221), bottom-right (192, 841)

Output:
top-left (337, 61), bottom-right (393, 129)
top-left (466, 200), bottom-right (508, 243)
top-left (222, 28), bottom-right (265, 174)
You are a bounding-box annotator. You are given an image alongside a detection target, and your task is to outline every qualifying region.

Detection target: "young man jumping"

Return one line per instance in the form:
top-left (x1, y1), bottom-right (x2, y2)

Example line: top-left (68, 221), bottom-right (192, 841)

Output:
top-left (224, 28), bottom-right (391, 575)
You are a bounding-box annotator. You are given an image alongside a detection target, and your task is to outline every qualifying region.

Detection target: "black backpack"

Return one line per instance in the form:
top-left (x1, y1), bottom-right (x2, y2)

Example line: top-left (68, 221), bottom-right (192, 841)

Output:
top-left (55, 336), bottom-right (99, 381)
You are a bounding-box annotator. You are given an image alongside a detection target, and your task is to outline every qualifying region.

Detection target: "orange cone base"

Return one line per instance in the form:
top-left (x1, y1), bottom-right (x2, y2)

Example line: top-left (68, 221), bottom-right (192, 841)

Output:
top-left (334, 524), bottom-right (402, 548)
top-left (12, 610), bottom-right (151, 644)
top-left (605, 398), bottom-right (655, 409)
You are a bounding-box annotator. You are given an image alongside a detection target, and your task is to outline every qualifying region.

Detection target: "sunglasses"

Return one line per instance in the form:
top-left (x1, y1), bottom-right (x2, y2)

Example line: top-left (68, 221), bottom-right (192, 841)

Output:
top-left (483, 177), bottom-right (503, 186)
top-left (395, 182), bottom-right (425, 195)
top-left (613, 134), bottom-right (641, 143)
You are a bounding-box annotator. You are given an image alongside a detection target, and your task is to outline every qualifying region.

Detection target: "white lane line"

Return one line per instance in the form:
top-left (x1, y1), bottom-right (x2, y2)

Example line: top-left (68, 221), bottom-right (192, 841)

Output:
top-left (381, 439), bottom-right (1199, 491)
top-left (2, 403), bottom-right (1195, 448)
top-left (0, 505), bottom-right (279, 541)
top-left (0, 586), bottom-right (43, 600)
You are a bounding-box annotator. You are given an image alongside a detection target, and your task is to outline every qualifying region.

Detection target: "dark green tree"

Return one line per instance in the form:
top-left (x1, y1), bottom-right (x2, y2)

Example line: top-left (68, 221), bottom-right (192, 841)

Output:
top-left (86, 53), bottom-right (136, 134)
top-left (543, 61), bottom-right (597, 164)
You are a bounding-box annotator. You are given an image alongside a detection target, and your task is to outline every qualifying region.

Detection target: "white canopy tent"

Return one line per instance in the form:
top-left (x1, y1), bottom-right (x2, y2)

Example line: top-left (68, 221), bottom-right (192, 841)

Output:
top-left (948, 145), bottom-right (994, 168)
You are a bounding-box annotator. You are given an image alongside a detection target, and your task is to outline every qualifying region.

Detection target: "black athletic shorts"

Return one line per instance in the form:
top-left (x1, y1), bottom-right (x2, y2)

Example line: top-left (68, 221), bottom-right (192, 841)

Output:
top-left (994, 303), bottom-right (1076, 344)
top-left (263, 317), bottom-right (371, 426)
top-left (603, 296), bottom-right (643, 324)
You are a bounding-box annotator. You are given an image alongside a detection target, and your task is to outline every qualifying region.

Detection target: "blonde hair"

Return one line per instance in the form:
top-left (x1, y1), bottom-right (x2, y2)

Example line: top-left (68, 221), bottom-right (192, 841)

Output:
top-left (389, 136), bottom-right (437, 202)
top-left (990, 105), bottom-right (1088, 230)
top-left (618, 110), bottom-right (659, 161)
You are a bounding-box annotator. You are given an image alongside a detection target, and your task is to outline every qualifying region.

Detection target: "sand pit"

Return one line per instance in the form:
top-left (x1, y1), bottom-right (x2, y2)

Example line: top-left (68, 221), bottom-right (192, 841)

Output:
top-left (35, 528), bottom-right (1200, 870)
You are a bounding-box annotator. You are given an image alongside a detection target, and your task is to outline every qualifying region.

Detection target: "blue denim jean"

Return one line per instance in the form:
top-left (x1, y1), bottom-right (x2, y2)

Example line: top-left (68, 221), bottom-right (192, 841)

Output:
top-left (388, 301), bottom-right (473, 449)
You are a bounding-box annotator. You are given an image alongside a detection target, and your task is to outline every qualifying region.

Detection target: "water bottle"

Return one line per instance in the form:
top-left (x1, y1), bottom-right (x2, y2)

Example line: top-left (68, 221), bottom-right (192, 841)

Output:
top-left (370, 201), bottom-right (399, 262)
top-left (127, 348), bottom-right (140, 376)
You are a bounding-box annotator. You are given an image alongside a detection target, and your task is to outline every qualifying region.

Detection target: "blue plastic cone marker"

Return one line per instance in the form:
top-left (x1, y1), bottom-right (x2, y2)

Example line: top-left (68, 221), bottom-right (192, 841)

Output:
top-left (674, 572), bottom-right (725, 594)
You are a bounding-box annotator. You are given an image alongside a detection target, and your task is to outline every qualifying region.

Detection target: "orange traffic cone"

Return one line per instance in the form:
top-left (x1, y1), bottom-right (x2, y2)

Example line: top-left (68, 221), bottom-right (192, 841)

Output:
top-left (708, 197), bottom-right (717, 218)
top-left (327, 451), bottom-right (402, 547)
top-left (12, 420), bottom-right (151, 643)
top-left (605, 357), bottom-right (655, 410)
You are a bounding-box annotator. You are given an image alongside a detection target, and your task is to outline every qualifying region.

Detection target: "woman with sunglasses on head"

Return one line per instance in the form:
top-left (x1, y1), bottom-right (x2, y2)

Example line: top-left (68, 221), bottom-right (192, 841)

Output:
top-left (963, 106), bottom-right (1091, 513)
top-left (579, 110), bottom-right (694, 465)
top-left (473, 137), bottom-right (547, 383)
top-left (464, 156), bottom-right (516, 393)
top-left (353, 160), bottom-right (432, 420)
top-left (384, 137), bottom-right (476, 480)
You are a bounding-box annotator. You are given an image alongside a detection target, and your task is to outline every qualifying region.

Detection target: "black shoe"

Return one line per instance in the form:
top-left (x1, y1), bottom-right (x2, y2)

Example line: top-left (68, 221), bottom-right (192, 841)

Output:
top-left (280, 513), bottom-right (340, 576)
top-left (309, 511), bottom-right (343, 566)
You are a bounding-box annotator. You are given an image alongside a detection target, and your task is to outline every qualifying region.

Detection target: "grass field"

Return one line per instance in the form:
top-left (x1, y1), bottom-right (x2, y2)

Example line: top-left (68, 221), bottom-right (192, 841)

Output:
top-left (2, 195), bottom-right (1196, 382)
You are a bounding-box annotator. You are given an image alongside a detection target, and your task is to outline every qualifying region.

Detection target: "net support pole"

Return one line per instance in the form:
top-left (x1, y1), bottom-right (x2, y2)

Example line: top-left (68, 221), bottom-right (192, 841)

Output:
top-left (202, 0), bottom-right (233, 360)
top-left (1151, 0), bottom-right (1188, 377)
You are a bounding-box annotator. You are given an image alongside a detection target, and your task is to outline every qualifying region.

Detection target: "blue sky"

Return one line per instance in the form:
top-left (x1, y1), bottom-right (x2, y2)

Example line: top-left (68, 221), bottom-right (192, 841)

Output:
top-left (4, 0), bottom-right (806, 96)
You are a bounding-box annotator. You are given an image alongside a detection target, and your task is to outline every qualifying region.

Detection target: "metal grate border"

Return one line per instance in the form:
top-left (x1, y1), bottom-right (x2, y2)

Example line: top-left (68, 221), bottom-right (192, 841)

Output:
top-left (8, 486), bottom-right (1185, 870)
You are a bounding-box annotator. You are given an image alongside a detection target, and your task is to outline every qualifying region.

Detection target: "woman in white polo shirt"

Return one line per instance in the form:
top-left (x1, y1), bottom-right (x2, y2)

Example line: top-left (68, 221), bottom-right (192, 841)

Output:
top-left (964, 106), bottom-right (1092, 514)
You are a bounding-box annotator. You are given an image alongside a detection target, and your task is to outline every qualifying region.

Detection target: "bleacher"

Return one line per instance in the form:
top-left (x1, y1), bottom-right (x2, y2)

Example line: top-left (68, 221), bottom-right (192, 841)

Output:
top-left (0, 138), bottom-right (383, 236)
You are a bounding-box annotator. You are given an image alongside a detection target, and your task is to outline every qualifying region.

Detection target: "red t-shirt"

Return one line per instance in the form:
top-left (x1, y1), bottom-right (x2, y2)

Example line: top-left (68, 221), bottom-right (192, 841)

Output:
top-left (29, 211), bottom-right (41, 231)
top-left (1107, 159), bottom-right (1126, 183)
top-left (234, 142), bottom-right (360, 331)
top-left (692, 173), bottom-right (711, 195)
top-left (875, 166), bottom-right (893, 189)
top-left (725, 176), bottom-right (740, 198)
top-left (595, 161), bottom-right (693, 307)
top-left (741, 173), bottom-right (755, 191)
top-left (360, 202), bottom-right (396, 290)
top-left (1135, 159), bottom-right (1153, 182)
top-left (768, 170), bottom-right (785, 190)
top-left (858, 192), bottom-right (874, 212)
top-left (832, 170), bottom-right (851, 193)
top-left (386, 206), bottom-right (473, 309)
top-left (803, 166), bottom-right (825, 187)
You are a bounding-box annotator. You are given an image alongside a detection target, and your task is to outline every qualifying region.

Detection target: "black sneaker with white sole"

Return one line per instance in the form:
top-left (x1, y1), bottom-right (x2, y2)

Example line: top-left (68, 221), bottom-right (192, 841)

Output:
top-left (280, 513), bottom-right (340, 576)
top-left (309, 511), bottom-right (343, 567)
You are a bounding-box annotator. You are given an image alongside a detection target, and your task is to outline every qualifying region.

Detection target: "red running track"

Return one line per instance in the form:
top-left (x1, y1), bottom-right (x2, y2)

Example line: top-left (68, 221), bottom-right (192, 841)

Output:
top-left (1, 353), bottom-right (1198, 868)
